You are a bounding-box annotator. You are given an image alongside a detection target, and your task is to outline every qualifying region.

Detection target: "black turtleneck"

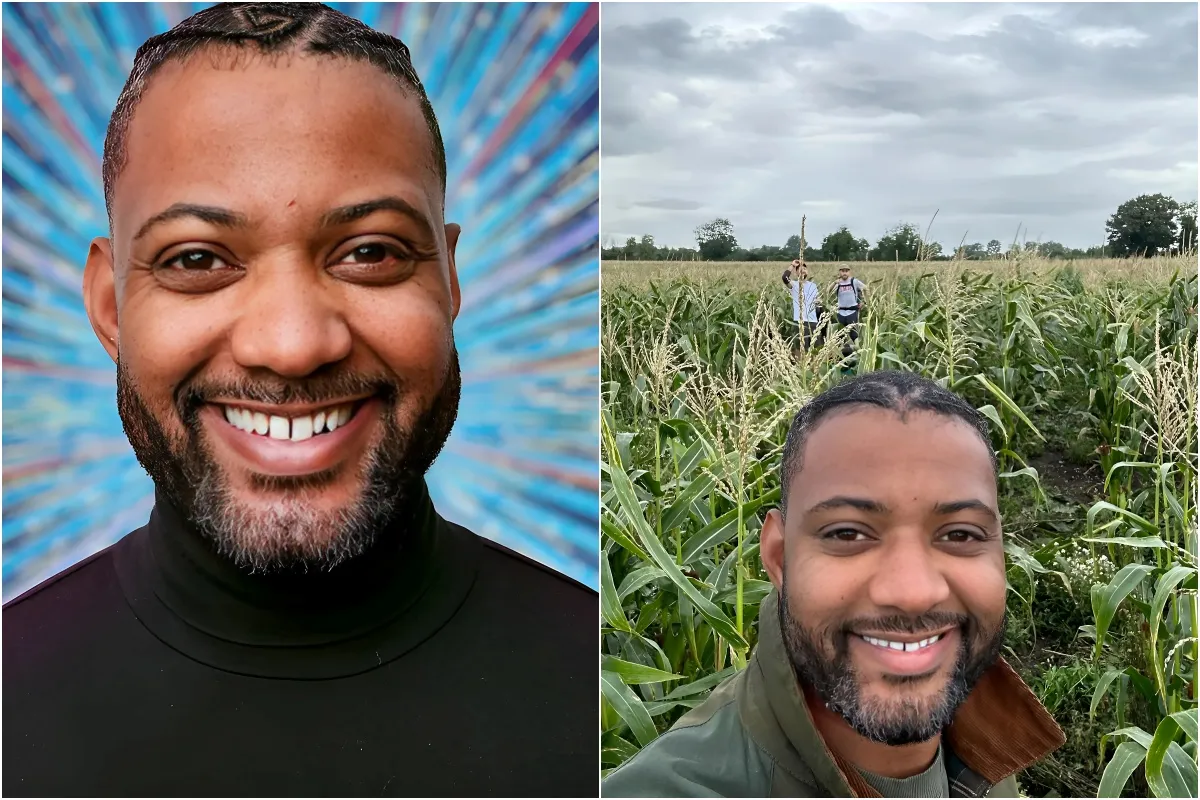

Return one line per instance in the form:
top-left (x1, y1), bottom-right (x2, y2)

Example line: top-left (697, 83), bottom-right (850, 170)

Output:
top-left (3, 483), bottom-right (596, 797)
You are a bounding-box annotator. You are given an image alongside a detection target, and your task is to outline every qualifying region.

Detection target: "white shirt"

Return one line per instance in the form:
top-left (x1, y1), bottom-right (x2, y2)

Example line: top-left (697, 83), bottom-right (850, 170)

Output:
top-left (792, 280), bottom-right (819, 323)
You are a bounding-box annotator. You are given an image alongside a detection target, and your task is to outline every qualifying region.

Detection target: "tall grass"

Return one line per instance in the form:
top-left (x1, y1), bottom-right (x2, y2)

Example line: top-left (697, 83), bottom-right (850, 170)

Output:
top-left (600, 255), bottom-right (1198, 797)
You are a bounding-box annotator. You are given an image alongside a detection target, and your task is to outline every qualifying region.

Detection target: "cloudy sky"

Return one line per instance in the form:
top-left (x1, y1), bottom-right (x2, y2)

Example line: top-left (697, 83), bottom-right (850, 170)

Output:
top-left (601, 2), bottom-right (1197, 251)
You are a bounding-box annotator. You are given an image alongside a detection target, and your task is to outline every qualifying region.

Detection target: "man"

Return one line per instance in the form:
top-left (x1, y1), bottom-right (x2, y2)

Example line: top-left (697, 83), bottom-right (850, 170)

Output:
top-left (3, 5), bottom-right (594, 796)
top-left (830, 264), bottom-right (868, 344)
top-left (603, 371), bottom-right (1064, 797)
top-left (782, 259), bottom-right (823, 351)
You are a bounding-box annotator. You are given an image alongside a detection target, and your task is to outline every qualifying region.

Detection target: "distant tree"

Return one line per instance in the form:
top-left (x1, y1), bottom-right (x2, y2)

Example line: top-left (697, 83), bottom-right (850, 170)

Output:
top-left (960, 242), bottom-right (985, 260)
top-left (1178, 200), bottom-right (1197, 253)
top-left (784, 234), bottom-right (803, 255)
top-left (923, 241), bottom-right (945, 260)
top-left (986, 239), bottom-right (1002, 258)
top-left (871, 223), bottom-right (923, 261)
top-left (1105, 194), bottom-right (1180, 257)
top-left (803, 245), bottom-right (821, 262)
top-left (638, 234), bottom-right (657, 260)
top-left (821, 226), bottom-right (869, 260)
top-left (1033, 241), bottom-right (1068, 259)
top-left (695, 218), bottom-right (738, 260)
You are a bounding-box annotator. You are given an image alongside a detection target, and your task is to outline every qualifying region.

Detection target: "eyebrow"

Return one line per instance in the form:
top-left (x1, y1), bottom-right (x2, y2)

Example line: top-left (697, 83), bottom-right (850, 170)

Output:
top-left (133, 204), bottom-right (248, 242)
top-left (806, 496), bottom-right (999, 523)
top-left (320, 196), bottom-right (433, 238)
top-left (132, 196), bottom-right (435, 243)
top-left (934, 499), bottom-right (1000, 523)
top-left (807, 496), bottom-right (888, 515)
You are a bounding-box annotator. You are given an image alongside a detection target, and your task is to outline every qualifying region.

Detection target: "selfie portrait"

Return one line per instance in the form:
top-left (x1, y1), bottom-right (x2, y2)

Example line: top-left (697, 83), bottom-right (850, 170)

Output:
top-left (3, 3), bottom-right (598, 796)
top-left (599, 3), bottom-right (1198, 798)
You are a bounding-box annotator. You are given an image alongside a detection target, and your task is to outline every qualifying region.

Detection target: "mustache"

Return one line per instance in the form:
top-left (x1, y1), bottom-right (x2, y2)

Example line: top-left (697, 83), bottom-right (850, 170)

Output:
top-left (176, 371), bottom-right (401, 419)
top-left (842, 612), bottom-right (969, 638)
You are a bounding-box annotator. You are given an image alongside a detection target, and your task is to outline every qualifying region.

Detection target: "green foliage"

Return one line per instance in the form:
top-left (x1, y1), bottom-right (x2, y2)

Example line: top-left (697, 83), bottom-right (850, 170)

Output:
top-left (1106, 194), bottom-right (1183, 258)
top-left (695, 218), bottom-right (738, 261)
top-left (820, 225), bottom-right (870, 261)
top-left (601, 260), bottom-right (1198, 796)
top-left (870, 222), bottom-right (924, 261)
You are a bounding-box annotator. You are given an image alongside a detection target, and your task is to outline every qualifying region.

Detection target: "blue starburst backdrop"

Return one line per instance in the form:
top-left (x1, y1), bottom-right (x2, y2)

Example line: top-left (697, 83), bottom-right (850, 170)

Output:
top-left (2, 2), bottom-right (599, 601)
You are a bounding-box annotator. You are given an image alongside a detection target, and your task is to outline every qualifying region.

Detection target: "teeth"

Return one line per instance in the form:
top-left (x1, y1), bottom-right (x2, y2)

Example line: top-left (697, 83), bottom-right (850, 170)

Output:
top-left (861, 633), bottom-right (942, 651)
top-left (222, 403), bottom-right (356, 439)
top-left (291, 415), bottom-right (313, 442)
top-left (268, 415), bottom-right (289, 440)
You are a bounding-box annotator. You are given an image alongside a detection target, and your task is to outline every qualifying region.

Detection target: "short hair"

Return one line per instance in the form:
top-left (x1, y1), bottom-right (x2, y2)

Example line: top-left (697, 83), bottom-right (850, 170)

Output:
top-left (101, 3), bottom-right (447, 226)
top-left (779, 371), bottom-right (997, 516)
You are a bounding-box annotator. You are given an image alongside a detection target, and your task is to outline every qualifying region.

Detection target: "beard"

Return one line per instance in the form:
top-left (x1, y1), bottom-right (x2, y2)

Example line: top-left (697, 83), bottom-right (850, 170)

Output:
top-left (115, 349), bottom-right (461, 574)
top-left (778, 571), bottom-right (1005, 746)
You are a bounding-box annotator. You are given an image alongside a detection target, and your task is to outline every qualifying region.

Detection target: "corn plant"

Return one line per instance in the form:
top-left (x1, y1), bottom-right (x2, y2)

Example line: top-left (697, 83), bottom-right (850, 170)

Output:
top-left (601, 256), bottom-right (1197, 797)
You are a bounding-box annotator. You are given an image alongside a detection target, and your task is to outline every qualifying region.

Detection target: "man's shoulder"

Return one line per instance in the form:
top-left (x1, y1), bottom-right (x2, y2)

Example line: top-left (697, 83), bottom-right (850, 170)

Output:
top-left (444, 518), bottom-right (596, 625)
top-left (3, 540), bottom-right (130, 668)
top-left (602, 674), bottom-right (775, 797)
top-left (4, 542), bottom-right (122, 617)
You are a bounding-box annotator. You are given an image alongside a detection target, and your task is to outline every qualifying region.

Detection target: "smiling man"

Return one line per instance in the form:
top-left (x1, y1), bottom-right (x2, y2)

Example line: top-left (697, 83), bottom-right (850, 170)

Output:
top-left (603, 372), bottom-right (1064, 798)
top-left (3, 4), bottom-right (594, 797)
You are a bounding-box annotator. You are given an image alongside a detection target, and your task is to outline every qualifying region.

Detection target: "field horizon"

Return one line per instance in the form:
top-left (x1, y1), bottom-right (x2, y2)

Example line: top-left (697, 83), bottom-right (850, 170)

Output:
top-left (602, 255), bottom-right (1196, 292)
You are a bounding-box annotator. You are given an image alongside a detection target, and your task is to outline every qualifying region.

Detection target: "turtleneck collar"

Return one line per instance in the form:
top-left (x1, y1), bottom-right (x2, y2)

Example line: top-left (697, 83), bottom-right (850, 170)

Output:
top-left (112, 481), bottom-right (479, 679)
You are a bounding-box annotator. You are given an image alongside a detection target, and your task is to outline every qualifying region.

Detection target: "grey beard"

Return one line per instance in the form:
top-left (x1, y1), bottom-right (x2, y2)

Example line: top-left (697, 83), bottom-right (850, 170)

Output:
top-left (116, 351), bottom-right (460, 574)
top-left (778, 573), bottom-right (1005, 746)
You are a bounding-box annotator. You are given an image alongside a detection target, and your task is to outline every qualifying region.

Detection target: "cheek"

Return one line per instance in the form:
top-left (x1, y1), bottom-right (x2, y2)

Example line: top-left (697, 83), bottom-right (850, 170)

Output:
top-left (349, 283), bottom-right (453, 383)
top-left (949, 559), bottom-right (1008, 623)
top-left (789, 549), bottom-right (867, 628)
top-left (119, 286), bottom-right (229, 405)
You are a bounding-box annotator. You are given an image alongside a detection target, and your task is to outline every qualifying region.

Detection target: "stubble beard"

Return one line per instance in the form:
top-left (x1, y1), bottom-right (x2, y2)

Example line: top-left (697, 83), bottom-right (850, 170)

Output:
top-left (778, 572), bottom-right (1006, 746)
top-left (115, 350), bottom-right (461, 574)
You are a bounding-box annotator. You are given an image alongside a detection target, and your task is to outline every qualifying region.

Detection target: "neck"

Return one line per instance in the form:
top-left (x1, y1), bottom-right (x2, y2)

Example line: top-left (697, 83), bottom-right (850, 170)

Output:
top-left (802, 681), bottom-right (941, 779)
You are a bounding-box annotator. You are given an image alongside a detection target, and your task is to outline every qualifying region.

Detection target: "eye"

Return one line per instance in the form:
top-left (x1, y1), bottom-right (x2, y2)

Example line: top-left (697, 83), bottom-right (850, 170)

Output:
top-left (939, 529), bottom-right (987, 544)
top-left (160, 249), bottom-right (230, 271)
top-left (343, 243), bottom-right (393, 265)
top-left (329, 239), bottom-right (422, 285)
top-left (823, 528), bottom-right (871, 543)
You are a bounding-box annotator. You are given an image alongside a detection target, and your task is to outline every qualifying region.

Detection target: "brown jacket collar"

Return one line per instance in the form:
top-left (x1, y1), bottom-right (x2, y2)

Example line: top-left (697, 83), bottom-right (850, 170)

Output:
top-left (746, 592), bottom-right (1065, 797)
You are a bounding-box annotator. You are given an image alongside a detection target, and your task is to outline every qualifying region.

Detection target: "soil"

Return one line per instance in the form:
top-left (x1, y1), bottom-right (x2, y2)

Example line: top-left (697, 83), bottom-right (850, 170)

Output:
top-left (1029, 449), bottom-right (1104, 506)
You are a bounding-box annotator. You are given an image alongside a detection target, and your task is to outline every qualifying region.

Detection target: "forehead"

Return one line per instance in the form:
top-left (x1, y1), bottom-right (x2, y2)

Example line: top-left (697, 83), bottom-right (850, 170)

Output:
top-left (789, 406), bottom-right (997, 512)
top-left (112, 50), bottom-right (440, 238)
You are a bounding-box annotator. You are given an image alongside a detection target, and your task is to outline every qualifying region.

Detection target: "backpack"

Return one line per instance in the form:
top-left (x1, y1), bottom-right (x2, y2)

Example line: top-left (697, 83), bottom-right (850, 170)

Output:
top-left (836, 278), bottom-right (864, 309)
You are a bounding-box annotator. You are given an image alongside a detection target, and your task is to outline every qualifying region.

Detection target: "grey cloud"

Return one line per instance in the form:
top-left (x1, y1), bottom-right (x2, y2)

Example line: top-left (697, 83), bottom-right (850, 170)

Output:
top-left (636, 199), bottom-right (705, 211)
top-left (602, 3), bottom-right (1197, 250)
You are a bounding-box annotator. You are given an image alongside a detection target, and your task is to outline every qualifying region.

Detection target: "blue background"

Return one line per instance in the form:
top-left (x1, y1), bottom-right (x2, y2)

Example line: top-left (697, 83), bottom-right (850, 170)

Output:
top-left (2, 2), bottom-right (600, 600)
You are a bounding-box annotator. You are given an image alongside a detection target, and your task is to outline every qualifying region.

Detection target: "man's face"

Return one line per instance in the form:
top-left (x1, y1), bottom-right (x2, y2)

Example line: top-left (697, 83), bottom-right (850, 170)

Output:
top-left (84, 51), bottom-right (461, 571)
top-left (761, 407), bottom-right (1006, 745)
top-left (839, 268), bottom-right (851, 280)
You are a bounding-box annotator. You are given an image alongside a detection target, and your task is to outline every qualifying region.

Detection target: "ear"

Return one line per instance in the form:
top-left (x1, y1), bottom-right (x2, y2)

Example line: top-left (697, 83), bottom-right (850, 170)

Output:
top-left (83, 237), bottom-right (119, 363)
top-left (444, 222), bottom-right (462, 321)
top-left (761, 508), bottom-right (787, 592)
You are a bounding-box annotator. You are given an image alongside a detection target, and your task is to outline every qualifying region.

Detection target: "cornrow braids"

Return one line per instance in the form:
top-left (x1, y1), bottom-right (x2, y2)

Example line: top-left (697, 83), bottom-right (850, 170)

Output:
top-left (779, 371), bottom-right (998, 517)
top-left (101, 3), bottom-right (446, 227)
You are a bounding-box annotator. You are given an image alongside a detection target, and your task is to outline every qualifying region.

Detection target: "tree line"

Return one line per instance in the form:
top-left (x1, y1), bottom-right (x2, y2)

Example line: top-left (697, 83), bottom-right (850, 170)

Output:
top-left (601, 193), bottom-right (1197, 262)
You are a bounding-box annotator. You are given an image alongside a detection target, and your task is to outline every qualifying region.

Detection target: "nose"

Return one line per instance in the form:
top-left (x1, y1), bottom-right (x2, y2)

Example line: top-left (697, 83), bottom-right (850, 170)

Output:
top-left (229, 257), bottom-right (353, 378)
top-left (866, 536), bottom-right (952, 616)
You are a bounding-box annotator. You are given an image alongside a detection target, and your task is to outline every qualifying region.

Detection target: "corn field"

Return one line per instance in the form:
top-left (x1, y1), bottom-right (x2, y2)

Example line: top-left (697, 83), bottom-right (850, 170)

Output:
top-left (600, 256), bottom-right (1198, 797)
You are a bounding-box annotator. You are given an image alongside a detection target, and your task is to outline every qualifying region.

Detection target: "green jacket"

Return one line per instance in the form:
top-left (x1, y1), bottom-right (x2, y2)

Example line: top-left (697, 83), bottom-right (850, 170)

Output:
top-left (604, 592), bottom-right (1064, 798)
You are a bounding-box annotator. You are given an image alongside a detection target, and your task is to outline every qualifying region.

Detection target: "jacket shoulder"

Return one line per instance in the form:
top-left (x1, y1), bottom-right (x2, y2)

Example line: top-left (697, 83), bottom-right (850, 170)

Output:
top-left (603, 675), bottom-right (775, 797)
